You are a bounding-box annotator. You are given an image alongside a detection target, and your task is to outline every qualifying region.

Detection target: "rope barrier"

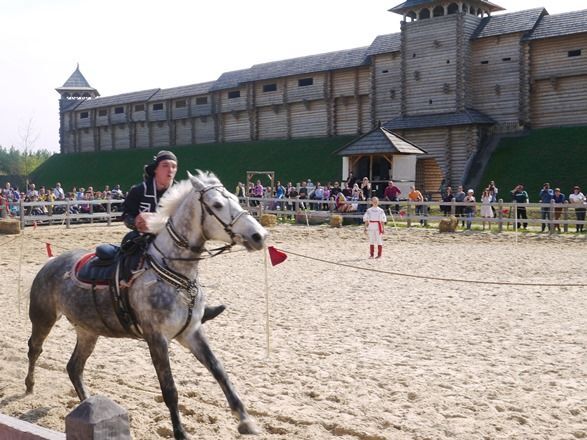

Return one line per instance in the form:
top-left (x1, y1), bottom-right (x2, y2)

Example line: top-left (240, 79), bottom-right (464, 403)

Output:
top-left (278, 248), bottom-right (587, 288)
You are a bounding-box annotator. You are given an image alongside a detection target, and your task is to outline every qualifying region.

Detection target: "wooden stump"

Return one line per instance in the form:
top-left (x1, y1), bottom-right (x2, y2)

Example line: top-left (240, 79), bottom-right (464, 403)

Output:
top-left (438, 216), bottom-right (458, 233)
top-left (65, 395), bottom-right (130, 440)
top-left (0, 218), bottom-right (20, 235)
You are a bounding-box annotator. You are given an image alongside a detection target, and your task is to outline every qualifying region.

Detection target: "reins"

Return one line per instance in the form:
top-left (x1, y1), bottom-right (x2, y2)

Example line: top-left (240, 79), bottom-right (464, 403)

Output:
top-left (144, 183), bottom-right (251, 338)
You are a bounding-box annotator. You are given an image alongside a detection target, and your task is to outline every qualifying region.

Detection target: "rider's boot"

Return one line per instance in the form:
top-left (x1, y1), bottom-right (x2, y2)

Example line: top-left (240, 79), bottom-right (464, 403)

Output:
top-left (202, 304), bottom-right (226, 324)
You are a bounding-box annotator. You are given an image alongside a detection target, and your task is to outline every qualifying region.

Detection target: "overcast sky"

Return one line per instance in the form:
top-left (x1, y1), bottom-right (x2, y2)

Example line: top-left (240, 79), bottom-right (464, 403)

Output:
top-left (1, 0), bottom-right (584, 153)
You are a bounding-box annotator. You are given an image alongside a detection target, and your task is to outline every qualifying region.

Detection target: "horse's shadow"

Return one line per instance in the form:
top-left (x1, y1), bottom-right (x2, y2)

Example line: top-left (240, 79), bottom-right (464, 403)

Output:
top-left (0, 393), bottom-right (26, 409)
top-left (0, 393), bottom-right (50, 423)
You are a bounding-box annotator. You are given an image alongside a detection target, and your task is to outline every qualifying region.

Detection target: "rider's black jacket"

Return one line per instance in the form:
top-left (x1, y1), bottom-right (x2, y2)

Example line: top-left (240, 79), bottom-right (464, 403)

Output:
top-left (121, 178), bottom-right (168, 230)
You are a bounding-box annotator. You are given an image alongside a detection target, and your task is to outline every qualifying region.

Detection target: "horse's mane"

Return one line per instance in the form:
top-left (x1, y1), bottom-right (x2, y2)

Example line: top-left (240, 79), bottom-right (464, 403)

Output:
top-left (147, 170), bottom-right (221, 233)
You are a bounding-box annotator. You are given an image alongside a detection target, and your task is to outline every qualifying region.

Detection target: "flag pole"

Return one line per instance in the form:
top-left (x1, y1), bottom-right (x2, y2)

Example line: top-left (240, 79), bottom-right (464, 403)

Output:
top-left (264, 247), bottom-right (271, 358)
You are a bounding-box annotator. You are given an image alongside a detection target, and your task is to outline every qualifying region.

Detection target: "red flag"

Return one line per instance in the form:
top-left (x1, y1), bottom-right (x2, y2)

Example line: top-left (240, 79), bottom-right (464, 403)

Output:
top-left (46, 242), bottom-right (53, 258)
top-left (268, 246), bottom-right (287, 266)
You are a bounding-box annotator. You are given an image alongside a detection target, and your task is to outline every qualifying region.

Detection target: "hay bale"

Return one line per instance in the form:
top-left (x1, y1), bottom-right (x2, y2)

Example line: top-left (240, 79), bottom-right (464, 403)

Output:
top-left (438, 216), bottom-right (458, 233)
top-left (260, 214), bottom-right (277, 227)
top-left (330, 214), bottom-right (343, 228)
top-left (0, 218), bottom-right (20, 235)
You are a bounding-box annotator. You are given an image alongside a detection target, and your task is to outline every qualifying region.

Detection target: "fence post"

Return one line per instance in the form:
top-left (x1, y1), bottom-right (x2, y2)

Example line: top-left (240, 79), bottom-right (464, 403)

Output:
top-left (19, 198), bottom-right (25, 229)
top-left (406, 202), bottom-right (412, 228)
top-left (66, 200), bottom-right (71, 229)
top-left (498, 199), bottom-right (503, 233)
top-left (563, 201), bottom-right (569, 233)
top-left (549, 200), bottom-right (555, 235)
top-left (107, 200), bottom-right (112, 226)
top-left (450, 199), bottom-right (456, 216)
top-left (90, 201), bottom-right (94, 224)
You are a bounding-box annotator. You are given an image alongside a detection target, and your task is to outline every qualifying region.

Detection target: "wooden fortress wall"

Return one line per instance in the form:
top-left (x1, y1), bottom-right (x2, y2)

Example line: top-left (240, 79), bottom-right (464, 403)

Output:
top-left (60, 12), bottom-right (587, 188)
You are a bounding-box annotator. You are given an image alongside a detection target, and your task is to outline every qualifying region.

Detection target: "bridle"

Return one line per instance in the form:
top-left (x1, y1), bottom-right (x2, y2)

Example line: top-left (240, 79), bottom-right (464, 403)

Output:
top-left (144, 183), bottom-right (253, 338)
top-left (152, 184), bottom-right (252, 262)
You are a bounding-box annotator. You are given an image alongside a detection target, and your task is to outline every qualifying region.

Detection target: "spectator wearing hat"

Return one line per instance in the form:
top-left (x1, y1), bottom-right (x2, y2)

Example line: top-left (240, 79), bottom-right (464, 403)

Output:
top-left (553, 188), bottom-right (566, 232)
top-left (569, 186), bottom-right (586, 232)
top-left (464, 189), bottom-right (476, 230)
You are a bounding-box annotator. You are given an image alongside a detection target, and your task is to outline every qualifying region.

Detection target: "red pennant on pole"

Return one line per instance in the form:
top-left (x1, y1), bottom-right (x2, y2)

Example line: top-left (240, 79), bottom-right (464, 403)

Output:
top-left (267, 246), bottom-right (287, 266)
top-left (46, 242), bottom-right (53, 258)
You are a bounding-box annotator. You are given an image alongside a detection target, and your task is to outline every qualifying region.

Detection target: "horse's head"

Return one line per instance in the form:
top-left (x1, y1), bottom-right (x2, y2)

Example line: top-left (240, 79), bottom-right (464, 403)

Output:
top-left (187, 171), bottom-right (267, 251)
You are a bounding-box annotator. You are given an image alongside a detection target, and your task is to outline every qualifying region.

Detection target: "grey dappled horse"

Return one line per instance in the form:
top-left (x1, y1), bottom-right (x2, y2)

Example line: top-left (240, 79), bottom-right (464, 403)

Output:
top-left (25, 171), bottom-right (268, 439)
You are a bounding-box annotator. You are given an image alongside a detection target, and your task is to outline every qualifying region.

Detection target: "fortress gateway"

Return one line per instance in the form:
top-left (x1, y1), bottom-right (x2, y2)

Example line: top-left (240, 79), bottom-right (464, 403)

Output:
top-left (57, 1), bottom-right (587, 191)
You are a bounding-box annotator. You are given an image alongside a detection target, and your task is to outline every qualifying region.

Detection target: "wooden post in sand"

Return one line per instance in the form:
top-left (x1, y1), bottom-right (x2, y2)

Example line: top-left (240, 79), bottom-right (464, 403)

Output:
top-left (65, 395), bottom-right (130, 440)
top-left (497, 199), bottom-right (503, 233)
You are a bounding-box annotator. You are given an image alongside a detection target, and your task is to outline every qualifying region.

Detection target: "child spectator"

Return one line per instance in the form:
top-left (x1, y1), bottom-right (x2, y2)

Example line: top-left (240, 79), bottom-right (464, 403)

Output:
top-left (363, 197), bottom-right (387, 258)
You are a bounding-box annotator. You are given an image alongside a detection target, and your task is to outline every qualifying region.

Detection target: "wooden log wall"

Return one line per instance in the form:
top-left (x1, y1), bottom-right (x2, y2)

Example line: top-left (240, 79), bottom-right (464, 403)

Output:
top-left (460, 14), bottom-right (482, 110)
top-left (258, 106), bottom-right (287, 139)
top-left (471, 33), bottom-right (523, 123)
top-left (372, 52), bottom-right (402, 124)
top-left (290, 101), bottom-right (328, 138)
top-left (402, 14), bottom-right (459, 115)
top-left (529, 34), bottom-right (587, 127)
top-left (194, 117), bottom-right (215, 144)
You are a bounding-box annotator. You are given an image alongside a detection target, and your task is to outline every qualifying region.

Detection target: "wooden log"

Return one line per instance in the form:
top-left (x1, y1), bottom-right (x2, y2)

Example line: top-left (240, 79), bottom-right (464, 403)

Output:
top-left (0, 412), bottom-right (65, 440)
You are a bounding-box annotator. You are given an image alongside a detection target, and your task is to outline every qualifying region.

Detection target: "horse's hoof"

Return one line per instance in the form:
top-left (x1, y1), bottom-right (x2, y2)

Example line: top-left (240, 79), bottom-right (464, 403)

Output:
top-left (238, 418), bottom-right (261, 435)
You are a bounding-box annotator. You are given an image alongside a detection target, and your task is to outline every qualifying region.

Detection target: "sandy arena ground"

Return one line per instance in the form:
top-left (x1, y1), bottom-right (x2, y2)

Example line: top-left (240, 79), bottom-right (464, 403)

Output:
top-left (0, 223), bottom-right (585, 439)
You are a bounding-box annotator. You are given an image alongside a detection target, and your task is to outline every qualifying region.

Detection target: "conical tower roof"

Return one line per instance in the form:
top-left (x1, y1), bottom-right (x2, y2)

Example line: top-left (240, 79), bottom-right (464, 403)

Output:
top-left (56, 64), bottom-right (99, 96)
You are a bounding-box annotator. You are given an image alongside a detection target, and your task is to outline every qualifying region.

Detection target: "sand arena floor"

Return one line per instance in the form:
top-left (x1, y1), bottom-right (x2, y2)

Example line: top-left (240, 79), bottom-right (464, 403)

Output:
top-left (0, 223), bottom-right (585, 439)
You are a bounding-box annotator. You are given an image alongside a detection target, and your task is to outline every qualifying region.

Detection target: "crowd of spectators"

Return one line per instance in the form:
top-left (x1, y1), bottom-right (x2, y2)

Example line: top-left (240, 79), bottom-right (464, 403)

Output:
top-left (439, 180), bottom-right (586, 232)
top-left (0, 181), bottom-right (125, 217)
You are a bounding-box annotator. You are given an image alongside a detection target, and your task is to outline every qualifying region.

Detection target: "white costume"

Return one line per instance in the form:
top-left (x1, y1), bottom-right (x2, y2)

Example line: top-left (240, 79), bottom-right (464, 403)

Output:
top-left (363, 206), bottom-right (387, 245)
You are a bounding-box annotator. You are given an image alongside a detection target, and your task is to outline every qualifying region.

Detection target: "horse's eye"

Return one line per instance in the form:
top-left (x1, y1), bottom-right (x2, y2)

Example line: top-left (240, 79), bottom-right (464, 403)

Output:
top-left (213, 202), bottom-right (223, 209)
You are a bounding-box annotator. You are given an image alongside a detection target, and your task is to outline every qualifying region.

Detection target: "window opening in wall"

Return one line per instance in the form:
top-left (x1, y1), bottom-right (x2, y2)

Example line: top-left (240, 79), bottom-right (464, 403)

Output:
top-left (447, 3), bottom-right (459, 14)
top-left (412, 53), bottom-right (417, 58)
top-left (419, 9), bottom-right (430, 19)
top-left (134, 104), bottom-right (145, 112)
top-left (153, 103), bottom-right (164, 111)
top-left (98, 109), bottom-right (107, 117)
top-left (298, 77), bottom-right (313, 87)
top-left (228, 90), bottom-right (241, 99)
top-left (568, 49), bottom-right (581, 57)
top-left (446, 60), bottom-right (450, 64)
top-left (80, 112), bottom-right (89, 119)
top-left (175, 100), bottom-right (186, 108)
top-left (502, 57), bottom-right (511, 62)
top-left (263, 83), bottom-right (277, 92)
top-left (114, 107), bottom-right (124, 114)
top-left (195, 97), bottom-right (208, 105)
top-left (390, 89), bottom-right (396, 99)
top-left (382, 69), bottom-right (389, 73)
top-left (481, 60), bottom-right (489, 64)
top-left (429, 99), bottom-right (433, 105)
top-left (433, 5), bottom-right (444, 17)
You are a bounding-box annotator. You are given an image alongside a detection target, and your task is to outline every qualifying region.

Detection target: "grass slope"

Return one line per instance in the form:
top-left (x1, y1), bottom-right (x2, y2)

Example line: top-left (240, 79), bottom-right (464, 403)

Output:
top-left (31, 137), bottom-right (354, 192)
top-left (478, 126), bottom-right (587, 198)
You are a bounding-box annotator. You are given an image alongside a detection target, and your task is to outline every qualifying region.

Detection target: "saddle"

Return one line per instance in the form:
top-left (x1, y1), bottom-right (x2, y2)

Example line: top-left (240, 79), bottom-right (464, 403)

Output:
top-left (73, 243), bottom-right (146, 338)
top-left (75, 244), bottom-right (139, 286)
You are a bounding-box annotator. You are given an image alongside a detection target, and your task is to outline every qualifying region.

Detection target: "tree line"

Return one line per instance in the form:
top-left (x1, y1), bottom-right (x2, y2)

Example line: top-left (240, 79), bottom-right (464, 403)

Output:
top-left (0, 145), bottom-right (52, 177)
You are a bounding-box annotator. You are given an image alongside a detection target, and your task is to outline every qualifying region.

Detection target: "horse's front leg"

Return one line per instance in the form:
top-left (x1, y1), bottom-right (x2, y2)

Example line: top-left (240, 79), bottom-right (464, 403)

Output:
top-left (178, 328), bottom-right (260, 435)
top-left (145, 332), bottom-right (188, 440)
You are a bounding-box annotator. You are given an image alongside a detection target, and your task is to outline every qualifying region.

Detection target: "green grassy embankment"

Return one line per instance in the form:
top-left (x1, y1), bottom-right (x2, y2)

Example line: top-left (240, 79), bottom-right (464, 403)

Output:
top-left (478, 126), bottom-right (587, 197)
top-left (31, 136), bottom-right (354, 192)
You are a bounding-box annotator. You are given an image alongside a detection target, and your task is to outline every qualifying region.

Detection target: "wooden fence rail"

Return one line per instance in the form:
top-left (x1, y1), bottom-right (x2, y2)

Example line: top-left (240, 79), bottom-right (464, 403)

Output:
top-left (3, 197), bottom-right (586, 234)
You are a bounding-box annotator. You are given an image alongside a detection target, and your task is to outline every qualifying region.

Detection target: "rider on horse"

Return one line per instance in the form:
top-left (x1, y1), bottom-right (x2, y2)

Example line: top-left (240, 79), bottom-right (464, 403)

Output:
top-left (121, 150), bottom-right (225, 324)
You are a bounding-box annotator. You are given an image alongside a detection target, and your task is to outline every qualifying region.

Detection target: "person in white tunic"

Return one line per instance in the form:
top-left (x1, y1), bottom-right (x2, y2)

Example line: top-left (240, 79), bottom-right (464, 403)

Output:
top-left (363, 197), bottom-right (387, 258)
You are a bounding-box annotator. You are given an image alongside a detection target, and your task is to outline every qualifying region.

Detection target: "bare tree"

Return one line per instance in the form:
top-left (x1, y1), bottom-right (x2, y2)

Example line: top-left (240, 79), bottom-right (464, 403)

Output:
top-left (18, 117), bottom-right (40, 186)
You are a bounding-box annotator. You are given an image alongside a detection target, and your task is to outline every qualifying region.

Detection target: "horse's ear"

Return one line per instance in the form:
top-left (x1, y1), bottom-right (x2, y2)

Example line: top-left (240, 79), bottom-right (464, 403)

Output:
top-left (188, 171), bottom-right (204, 190)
